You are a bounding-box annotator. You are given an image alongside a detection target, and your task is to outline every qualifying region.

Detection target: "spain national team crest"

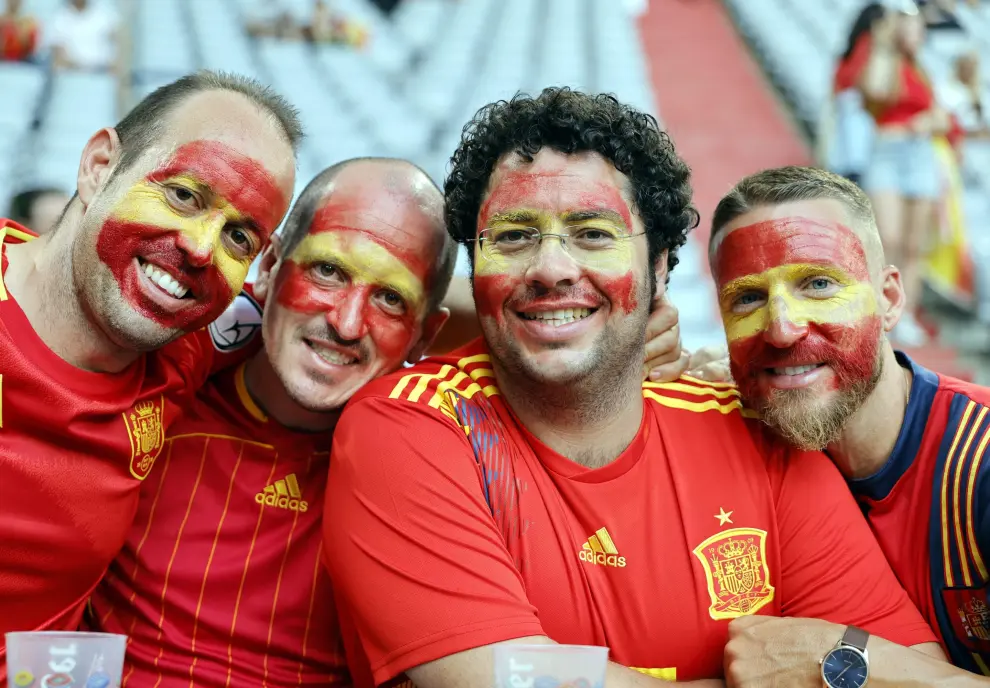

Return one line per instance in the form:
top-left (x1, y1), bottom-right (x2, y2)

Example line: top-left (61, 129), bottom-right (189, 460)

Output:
top-left (693, 527), bottom-right (775, 620)
top-left (944, 588), bottom-right (990, 653)
top-left (124, 396), bottom-right (165, 480)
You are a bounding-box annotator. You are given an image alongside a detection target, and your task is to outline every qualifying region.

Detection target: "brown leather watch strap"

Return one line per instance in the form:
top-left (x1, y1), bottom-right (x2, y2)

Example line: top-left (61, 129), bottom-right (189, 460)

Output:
top-left (841, 625), bottom-right (870, 652)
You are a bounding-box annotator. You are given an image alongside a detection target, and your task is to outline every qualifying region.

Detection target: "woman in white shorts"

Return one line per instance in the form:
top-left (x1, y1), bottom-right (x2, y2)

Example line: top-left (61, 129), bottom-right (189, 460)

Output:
top-left (850, 1), bottom-right (951, 344)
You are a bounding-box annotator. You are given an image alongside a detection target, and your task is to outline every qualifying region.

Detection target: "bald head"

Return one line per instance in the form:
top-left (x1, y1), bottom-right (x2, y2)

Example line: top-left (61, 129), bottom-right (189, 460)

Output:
top-left (710, 166), bottom-right (885, 280)
top-left (280, 158), bottom-right (457, 310)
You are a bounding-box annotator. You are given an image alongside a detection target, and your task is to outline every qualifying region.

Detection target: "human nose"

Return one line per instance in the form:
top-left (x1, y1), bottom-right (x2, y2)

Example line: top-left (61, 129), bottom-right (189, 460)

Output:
top-left (175, 213), bottom-right (225, 268)
top-left (327, 288), bottom-right (368, 341)
top-left (762, 291), bottom-right (809, 348)
top-left (523, 234), bottom-right (582, 289)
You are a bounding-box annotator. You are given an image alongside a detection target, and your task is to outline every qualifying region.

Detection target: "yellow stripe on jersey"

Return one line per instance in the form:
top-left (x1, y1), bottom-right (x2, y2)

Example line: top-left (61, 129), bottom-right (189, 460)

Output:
top-left (954, 406), bottom-right (988, 586)
top-left (942, 401), bottom-right (975, 587)
top-left (643, 389), bottom-right (758, 418)
top-left (643, 380), bottom-right (741, 400)
top-left (235, 362), bottom-right (268, 423)
top-left (966, 426), bottom-right (990, 583)
top-left (680, 373), bottom-right (735, 389)
top-left (632, 667), bottom-right (676, 680)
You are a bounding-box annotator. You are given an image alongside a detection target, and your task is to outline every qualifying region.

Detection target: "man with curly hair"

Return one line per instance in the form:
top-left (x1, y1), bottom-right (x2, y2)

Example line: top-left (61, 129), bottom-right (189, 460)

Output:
top-left (322, 88), bottom-right (937, 687)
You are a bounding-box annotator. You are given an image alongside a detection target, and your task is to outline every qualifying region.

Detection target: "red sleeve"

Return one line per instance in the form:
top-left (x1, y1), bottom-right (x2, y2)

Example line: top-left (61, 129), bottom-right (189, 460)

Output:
top-left (324, 396), bottom-right (544, 686)
top-left (772, 448), bottom-right (936, 646)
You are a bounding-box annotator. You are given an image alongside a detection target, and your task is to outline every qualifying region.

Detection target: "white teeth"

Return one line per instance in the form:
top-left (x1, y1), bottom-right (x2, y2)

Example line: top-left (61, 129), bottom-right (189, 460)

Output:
top-left (313, 346), bottom-right (357, 366)
top-left (141, 261), bottom-right (188, 299)
top-left (520, 308), bottom-right (592, 326)
top-left (773, 364), bottom-right (820, 376)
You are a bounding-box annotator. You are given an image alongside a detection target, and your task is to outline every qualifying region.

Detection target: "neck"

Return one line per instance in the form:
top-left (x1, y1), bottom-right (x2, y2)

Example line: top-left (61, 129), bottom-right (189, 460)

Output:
top-left (826, 343), bottom-right (911, 479)
top-left (495, 360), bottom-right (644, 470)
top-left (244, 352), bottom-right (340, 433)
top-left (4, 207), bottom-right (140, 373)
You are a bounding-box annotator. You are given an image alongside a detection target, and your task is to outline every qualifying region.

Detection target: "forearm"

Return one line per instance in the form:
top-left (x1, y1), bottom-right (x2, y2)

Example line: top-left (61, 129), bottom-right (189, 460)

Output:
top-left (867, 637), bottom-right (990, 688)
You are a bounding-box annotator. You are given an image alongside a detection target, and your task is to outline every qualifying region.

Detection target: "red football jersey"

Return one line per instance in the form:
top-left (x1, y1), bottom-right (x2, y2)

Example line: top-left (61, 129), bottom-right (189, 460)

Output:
top-left (86, 363), bottom-right (347, 687)
top-left (325, 340), bottom-right (936, 686)
top-left (852, 352), bottom-right (990, 672)
top-left (0, 221), bottom-right (226, 675)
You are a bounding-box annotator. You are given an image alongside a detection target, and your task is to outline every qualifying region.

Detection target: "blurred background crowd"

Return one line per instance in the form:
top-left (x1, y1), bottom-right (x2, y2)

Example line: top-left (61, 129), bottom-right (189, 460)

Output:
top-left (1, 0), bottom-right (988, 381)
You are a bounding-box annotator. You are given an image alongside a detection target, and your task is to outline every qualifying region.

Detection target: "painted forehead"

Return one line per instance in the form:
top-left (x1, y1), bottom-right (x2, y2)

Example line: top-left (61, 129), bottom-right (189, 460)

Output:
top-left (307, 176), bottom-right (441, 281)
top-left (146, 140), bottom-right (288, 233)
top-left (713, 217), bottom-right (869, 284)
top-left (479, 167), bottom-right (635, 232)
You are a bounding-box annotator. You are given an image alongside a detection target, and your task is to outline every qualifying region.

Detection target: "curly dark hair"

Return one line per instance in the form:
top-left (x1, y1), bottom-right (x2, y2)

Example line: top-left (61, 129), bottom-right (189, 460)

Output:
top-left (443, 87), bottom-right (699, 280)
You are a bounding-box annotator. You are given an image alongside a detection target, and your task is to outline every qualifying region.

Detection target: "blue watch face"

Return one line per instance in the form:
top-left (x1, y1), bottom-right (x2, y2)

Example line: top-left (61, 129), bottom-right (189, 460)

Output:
top-left (822, 647), bottom-right (868, 688)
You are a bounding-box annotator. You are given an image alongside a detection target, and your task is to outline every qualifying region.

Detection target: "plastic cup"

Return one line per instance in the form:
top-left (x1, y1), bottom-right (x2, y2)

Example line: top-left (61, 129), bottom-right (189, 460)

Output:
top-left (5, 632), bottom-right (127, 688)
top-left (494, 644), bottom-right (609, 688)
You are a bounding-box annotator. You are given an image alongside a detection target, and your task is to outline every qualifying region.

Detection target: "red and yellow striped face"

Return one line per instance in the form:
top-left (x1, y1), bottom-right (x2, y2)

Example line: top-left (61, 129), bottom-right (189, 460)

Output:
top-left (95, 140), bottom-right (288, 333)
top-left (713, 217), bottom-right (883, 409)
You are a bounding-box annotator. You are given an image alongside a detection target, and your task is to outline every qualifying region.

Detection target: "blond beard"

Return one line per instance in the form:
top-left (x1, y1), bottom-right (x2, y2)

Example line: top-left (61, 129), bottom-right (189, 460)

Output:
top-left (759, 354), bottom-right (884, 451)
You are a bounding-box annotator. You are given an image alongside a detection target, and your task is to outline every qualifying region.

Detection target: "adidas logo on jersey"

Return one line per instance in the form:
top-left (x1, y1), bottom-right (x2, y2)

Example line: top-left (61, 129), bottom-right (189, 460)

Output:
top-left (255, 473), bottom-right (308, 512)
top-left (578, 527), bottom-right (627, 568)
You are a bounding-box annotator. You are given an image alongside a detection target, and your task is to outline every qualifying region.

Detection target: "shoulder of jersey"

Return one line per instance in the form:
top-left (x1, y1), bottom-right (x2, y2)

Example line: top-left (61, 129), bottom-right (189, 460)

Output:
top-left (1, 219), bottom-right (37, 243)
top-left (938, 372), bottom-right (990, 408)
top-left (642, 374), bottom-right (759, 419)
top-left (208, 289), bottom-right (262, 352)
top-left (352, 346), bottom-right (498, 413)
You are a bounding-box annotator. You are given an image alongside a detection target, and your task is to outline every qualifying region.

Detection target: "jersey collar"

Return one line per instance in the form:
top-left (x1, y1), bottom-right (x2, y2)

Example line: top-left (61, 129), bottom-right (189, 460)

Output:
top-left (848, 351), bottom-right (939, 501)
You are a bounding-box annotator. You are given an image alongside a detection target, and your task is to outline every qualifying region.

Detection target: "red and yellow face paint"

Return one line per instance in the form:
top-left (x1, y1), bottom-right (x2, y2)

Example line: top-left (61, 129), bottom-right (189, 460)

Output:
top-left (274, 184), bottom-right (434, 371)
top-left (96, 139), bottom-right (287, 332)
top-left (473, 169), bottom-right (640, 322)
top-left (713, 217), bottom-right (882, 401)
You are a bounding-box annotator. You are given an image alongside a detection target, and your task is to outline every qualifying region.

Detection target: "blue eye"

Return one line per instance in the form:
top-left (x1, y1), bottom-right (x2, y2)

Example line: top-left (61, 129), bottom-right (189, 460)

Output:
top-left (737, 293), bottom-right (761, 305)
top-left (809, 278), bottom-right (832, 290)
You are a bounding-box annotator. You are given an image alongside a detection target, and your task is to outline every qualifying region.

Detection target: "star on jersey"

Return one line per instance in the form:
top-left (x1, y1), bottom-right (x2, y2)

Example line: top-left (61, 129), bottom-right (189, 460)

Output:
top-left (715, 508), bottom-right (733, 526)
top-left (209, 291), bottom-right (262, 351)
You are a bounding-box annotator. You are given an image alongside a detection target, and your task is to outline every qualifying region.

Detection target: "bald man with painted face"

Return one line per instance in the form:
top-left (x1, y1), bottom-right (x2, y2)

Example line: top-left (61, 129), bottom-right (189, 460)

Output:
top-left (702, 166), bottom-right (990, 687)
top-left (86, 158), bottom-right (457, 687)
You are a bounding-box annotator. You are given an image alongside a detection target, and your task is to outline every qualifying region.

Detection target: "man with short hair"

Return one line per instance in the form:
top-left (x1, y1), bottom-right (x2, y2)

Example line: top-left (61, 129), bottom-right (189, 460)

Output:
top-left (700, 165), bottom-right (990, 685)
top-left (323, 88), bottom-right (937, 687)
top-left (0, 69), bottom-right (298, 669)
top-left (85, 158), bottom-right (455, 687)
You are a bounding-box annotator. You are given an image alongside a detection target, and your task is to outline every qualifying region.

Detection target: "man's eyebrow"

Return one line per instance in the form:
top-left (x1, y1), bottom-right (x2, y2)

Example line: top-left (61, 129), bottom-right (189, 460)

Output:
top-left (175, 176), bottom-right (267, 234)
top-left (562, 209), bottom-right (627, 226)
top-left (485, 210), bottom-right (540, 225)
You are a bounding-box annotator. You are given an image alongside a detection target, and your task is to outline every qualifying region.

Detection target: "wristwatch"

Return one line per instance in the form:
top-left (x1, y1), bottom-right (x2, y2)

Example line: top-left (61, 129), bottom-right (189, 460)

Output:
top-left (820, 625), bottom-right (870, 688)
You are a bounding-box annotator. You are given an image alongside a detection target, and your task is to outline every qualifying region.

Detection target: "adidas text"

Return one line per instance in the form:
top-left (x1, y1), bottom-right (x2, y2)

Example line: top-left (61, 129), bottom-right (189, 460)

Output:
top-left (578, 550), bottom-right (627, 568)
top-left (255, 492), bottom-right (309, 512)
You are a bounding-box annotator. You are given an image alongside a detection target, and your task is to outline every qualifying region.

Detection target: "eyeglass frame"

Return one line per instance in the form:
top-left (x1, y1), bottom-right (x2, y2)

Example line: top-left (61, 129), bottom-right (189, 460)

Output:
top-left (466, 226), bottom-right (648, 264)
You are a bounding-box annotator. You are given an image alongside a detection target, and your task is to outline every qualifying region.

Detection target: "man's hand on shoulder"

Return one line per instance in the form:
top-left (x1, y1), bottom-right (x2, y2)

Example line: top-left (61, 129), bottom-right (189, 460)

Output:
top-left (641, 292), bottom-right (731, 384)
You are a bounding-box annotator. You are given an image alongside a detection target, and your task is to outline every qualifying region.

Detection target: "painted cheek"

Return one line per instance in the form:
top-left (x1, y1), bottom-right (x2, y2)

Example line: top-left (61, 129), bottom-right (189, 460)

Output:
top-left (600, 272), bottom-right (638, 314)
top-left (368, 314), bottom-right (417, 364)
top-left (731, 316), bottom-right (883, 400)
top-left (472, 273), bottom-right (514, 323)
top-left (276, 261), bottom-right (339, 314)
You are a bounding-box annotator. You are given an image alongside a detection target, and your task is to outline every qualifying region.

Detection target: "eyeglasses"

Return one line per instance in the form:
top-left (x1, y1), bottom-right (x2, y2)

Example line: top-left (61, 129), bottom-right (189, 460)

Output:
top-left (470, 226), bottom-right (646, 266)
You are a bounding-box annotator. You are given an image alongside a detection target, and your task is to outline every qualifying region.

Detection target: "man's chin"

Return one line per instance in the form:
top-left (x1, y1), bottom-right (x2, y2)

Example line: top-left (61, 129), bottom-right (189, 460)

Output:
top-left (758, 388), bottom-right (854, 451)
